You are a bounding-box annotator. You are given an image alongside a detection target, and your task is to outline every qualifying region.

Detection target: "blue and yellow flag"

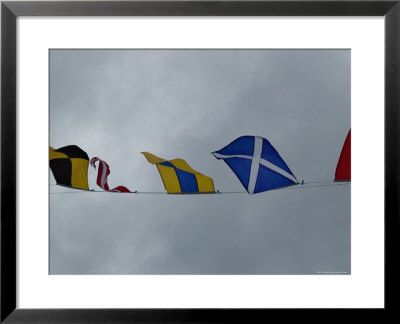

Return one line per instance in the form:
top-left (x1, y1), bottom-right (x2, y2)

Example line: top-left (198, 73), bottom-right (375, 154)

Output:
top-left (141, 152), bottom-right (215, 194)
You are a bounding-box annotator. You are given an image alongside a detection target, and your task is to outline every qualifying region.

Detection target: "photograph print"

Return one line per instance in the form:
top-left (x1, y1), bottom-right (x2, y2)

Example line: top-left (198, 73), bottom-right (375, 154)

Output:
top-left (49, 49), bottom-right (350, 275)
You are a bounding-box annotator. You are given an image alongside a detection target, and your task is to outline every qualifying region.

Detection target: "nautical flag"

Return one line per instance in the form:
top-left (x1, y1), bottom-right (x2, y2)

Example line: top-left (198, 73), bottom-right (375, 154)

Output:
top-left (141, 152), bottom-right (215, 194)
top-left (90, 157), bottom-right (132, 193)
top-left (49, 145), bottom-right (89, 190)
top-left (212, 136), bottom-right (298, 194)
top-left (335, 130), bottom-right (351, 181)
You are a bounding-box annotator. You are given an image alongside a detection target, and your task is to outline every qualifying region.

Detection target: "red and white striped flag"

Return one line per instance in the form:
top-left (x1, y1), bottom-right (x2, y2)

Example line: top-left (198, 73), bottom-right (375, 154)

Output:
top-left (90, 157), bottom-right (132, 193)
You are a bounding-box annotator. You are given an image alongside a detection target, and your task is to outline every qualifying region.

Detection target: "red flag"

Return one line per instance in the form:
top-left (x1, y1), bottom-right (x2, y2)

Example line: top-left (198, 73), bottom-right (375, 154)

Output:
top-left (90, 157), bottom-right (132, 193)
top-left (335, 130), bottom-right (351, 181)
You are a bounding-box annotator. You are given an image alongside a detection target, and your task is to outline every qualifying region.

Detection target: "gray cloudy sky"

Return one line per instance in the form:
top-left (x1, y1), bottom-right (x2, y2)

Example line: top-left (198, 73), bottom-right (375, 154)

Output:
top-left (49, 49), bottom-right (350, 274)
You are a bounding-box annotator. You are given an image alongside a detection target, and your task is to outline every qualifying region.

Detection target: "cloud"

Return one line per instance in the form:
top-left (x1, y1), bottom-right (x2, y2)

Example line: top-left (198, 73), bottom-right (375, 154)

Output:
top-left (50, 49), bottom-right (350, 274)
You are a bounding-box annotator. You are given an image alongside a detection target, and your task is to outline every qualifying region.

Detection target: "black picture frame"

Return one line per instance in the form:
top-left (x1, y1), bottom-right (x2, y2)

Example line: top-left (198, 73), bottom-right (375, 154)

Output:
top-left (1, 0), bottom-right (399, 322)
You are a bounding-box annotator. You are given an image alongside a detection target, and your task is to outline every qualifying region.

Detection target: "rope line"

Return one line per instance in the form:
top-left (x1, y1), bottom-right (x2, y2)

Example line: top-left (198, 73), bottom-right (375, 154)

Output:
top-left (281, 183), bottom-right (350, 190)
top-left (49, 181), bottom-right (350, 195)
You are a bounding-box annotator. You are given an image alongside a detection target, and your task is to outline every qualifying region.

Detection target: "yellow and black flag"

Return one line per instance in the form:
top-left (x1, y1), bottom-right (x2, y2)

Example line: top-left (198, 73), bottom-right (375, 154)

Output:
top-left (49, 145), bottom-right (89, 190)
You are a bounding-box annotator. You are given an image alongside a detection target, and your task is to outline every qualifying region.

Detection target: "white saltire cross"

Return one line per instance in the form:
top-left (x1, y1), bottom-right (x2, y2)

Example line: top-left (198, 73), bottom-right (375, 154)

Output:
top-left (212, 136), bottom-right (298, 193)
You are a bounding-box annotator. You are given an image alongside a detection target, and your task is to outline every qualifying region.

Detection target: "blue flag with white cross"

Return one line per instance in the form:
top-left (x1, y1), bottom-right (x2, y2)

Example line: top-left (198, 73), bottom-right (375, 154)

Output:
top-left (212, 136), bottom-right (298, 194)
